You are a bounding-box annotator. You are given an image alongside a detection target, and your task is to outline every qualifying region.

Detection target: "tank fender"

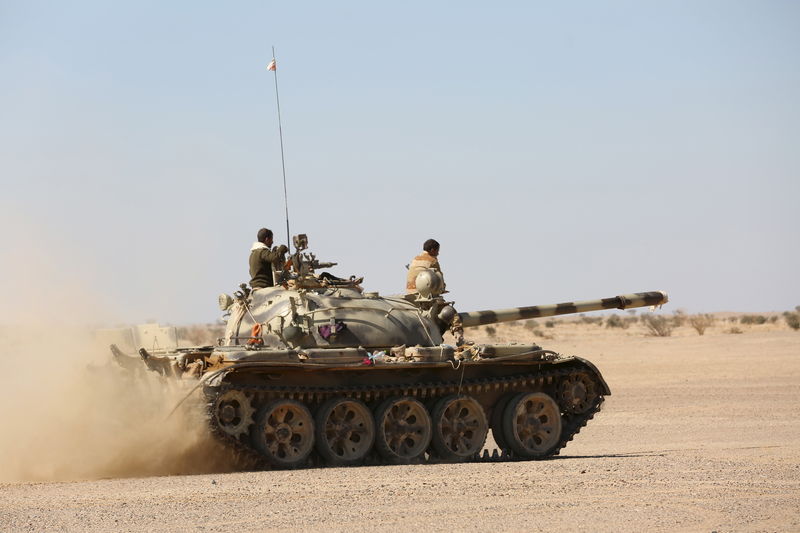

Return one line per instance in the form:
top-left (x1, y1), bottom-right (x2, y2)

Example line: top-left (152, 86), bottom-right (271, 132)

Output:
top-left (110, 344), bottom-right (143, 372)
top-left (203, 367), bottom-right (233, 388)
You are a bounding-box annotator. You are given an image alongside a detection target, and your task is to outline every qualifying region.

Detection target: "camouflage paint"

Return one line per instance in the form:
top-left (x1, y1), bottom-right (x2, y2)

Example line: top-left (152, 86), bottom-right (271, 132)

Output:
top-left (458, 291), bottom-right (669, 328)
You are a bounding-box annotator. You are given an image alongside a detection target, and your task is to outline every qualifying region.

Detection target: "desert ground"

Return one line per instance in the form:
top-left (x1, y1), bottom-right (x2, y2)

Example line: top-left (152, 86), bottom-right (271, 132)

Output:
top-left (1, 314), bottom-right (799, 532)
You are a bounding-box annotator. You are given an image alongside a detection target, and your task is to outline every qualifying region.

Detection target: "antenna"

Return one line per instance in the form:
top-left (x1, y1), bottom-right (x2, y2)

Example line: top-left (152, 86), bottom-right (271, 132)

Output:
top-left (268, 46), bottom-right (290, 249)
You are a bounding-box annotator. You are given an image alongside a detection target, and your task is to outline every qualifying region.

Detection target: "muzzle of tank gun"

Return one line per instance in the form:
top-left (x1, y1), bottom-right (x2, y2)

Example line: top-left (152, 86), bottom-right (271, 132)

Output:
top-left (458, 290), bottom-right (669, 328)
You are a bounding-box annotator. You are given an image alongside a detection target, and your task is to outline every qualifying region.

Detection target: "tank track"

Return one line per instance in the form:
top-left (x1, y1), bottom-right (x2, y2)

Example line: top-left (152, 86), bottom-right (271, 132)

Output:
top-left (204, 364), bottom-right (604, 470)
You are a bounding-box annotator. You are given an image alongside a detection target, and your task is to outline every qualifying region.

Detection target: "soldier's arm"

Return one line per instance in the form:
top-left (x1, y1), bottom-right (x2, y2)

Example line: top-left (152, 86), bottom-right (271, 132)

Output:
top-left (433, 260), bottom-right (446, 289)
top-left (260, 248), bottom-right (281, 265)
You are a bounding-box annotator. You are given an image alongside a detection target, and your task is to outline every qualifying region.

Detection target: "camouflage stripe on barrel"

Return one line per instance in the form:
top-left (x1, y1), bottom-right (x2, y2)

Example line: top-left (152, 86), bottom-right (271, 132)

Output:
top-left (458, 291), bottom-right (669, 328)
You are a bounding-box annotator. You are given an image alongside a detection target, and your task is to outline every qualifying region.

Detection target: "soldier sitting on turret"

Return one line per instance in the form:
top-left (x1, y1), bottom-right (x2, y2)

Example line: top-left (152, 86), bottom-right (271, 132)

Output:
top-left (406, 238), bottom-right (446, 294)
top-left (249, 228), bottom-right (288, 289)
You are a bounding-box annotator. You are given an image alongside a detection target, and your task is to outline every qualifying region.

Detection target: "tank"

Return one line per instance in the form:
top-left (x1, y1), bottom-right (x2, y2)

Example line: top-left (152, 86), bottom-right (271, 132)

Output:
top-left (111, 234), bottom-right (668, 469)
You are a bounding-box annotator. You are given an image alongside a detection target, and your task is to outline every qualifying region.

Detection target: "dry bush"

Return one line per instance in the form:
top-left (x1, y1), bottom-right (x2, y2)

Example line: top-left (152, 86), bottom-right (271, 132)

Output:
top-left (726, 327), bottom-right (743, 334)
top-left (671, 309), bottom-right (687, 327)
top-left (522, 320), bottom-right (537, 331)
top-left (689, 314), bottom-right (714, 336)
top-left (728, 316), bottom-right (738, 323)
top-left (786, 313), bottom-right (800, 331)
top-left (545, 320), bottom-right (556, 328)
top-left (740, 315), bottom-right (767, 325)
top-left (605, 315), bottom-right (629, 329)
top-left (485, 326), bottom-right (497, 338)
top-left (580, 316), bottom-right (603, 326)
top-left (643, 315), bottom-right (673, 337)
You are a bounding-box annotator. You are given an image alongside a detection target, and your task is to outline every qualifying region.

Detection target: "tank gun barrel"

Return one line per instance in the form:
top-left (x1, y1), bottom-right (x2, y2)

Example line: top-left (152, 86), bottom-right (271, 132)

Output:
top-left (458, 291), bottom-right (668, 328)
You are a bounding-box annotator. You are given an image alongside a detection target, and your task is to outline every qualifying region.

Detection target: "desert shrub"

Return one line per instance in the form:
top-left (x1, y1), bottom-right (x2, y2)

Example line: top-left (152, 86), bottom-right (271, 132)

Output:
top-left (485, 326), bottom-right (497, 338)
top-left (545, 320), bottom-right (555, 328)
top-left (605, 315), bottom-right (629, 329)
top-left (580, 316), bottom-right (603, 326)
top-left (689, 314), bottom-right (714, 336)
top-left (726, 327), bottom-right (743, 334)
top-left (671, 310), bottom-right (687, 327)
top-left (796, 305), bottom-right (800, 313)
top-left (728, 316), bottom-right (738, 323)
top-left (643, 315), bottom-right (673, 337)
top-left (740, 315), bottom-right (767, 325)
top-left (627, 309), bottom-right (637, 316)
top-left (522, 320), bottom-right (537, 331)
top-left (786, 313), bottom-right (800, 331)
top-left (768, 316), bottom-right (778, 323)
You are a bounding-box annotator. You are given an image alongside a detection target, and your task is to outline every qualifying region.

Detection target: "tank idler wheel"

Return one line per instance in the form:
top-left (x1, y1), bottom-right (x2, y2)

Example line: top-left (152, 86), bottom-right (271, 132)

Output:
top-left (314, 398), bottom-right (376, 466)
top-left (252, 399), bottom-right (315, 468)
top-left (431, 395), bottom-right (488, 462)
top-left (213, 389), bottom-right (255, 439)
top-left (502, 392), bottom-right (562, 459)
top-left (559, 372), bottom-right (599, 414)
top-left (374, 397), bottom-right (432, 464)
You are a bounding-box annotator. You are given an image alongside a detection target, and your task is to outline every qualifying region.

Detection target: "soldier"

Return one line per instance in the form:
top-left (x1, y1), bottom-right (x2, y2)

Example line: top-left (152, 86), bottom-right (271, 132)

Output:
top-left (249, 228), bottom-right (288, 289)
top-left (406, 238), bottom-right (446, 294)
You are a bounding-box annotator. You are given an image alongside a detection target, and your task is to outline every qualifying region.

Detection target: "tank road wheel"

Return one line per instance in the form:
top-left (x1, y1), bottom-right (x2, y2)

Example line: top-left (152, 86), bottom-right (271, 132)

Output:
top-left (559, 372), bottom-right (599, 414)
top-left (252, 399), bottom-right (315, 468)
top-left (213, 389), bottom-right (255, 439)
top-left (489, 394), bottom-right (514, 451)
top-left (502, 392), bottom-right (562, 459)
top-left (374, 397), bottom-right (432, 464)
top-left (314, 398), bottom-right (376, 466)
top-left (431, 395), bottom-right (488, 462)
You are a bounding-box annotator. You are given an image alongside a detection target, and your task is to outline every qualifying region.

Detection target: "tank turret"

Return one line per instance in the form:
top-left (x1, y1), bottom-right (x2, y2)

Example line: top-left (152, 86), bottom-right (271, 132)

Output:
top-left (219, 236), bottom-right (667, 349)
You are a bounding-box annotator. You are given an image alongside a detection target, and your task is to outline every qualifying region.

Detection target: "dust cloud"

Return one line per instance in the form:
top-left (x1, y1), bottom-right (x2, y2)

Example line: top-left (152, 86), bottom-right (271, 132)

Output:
top-left (0, 224), bottom-right (237, 482)
top-left (0, 326), bottom-right (241, 482)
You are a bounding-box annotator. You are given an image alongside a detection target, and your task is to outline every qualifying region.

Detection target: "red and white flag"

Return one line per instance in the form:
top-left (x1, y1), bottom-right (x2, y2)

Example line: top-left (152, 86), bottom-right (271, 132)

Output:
top-left (267, 59), bottom-right (277, 71)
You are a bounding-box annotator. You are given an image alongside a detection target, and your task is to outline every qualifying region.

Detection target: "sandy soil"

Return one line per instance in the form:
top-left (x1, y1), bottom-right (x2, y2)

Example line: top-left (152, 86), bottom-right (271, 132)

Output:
top-left (1, 323), bottom-right (799, 532)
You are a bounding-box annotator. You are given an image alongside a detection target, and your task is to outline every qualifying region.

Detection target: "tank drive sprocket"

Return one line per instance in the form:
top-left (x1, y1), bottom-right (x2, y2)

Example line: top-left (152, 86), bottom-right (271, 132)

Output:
top-left (212, 389), bottom-right (255, 438)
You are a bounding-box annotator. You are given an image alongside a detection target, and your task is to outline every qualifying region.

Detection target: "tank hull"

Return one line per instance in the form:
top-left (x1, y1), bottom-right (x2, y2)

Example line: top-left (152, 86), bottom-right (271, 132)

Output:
top-left (199, 345), bottom-right (609, 468)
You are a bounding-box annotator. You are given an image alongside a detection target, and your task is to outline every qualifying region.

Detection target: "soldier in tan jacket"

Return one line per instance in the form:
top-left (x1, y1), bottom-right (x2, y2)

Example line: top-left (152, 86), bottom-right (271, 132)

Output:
top-left (406, 239), bottom-right (445, 294)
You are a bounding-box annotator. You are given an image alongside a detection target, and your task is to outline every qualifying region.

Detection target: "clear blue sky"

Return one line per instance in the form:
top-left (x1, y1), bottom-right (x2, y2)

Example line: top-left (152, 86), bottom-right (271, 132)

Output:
top-left (1, 1), bottom-right (798, 324)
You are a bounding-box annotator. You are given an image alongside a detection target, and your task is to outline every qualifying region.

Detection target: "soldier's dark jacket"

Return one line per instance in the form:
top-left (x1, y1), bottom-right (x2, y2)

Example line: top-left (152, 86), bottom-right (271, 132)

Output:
top-left (249, 244), bottom-right (283, 288)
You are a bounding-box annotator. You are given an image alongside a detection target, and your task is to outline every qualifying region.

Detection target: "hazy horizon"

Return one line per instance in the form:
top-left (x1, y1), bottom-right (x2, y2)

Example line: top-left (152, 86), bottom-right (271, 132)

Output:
top-left (2, 2), bottom-right (798, 325)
